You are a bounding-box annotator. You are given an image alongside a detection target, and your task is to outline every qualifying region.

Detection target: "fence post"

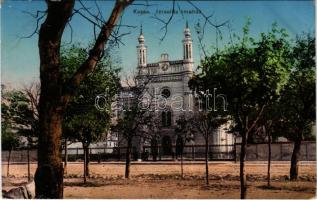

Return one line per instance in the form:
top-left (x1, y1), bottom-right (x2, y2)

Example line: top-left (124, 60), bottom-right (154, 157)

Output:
top-left (256, 144), bottom-right (258, 160)
top-left (27, 147), bottom-right (30, 181)
top-left (142, 146), bottom-right (145, 161)
top-left (306, 143), bottom-right (309, 161)
top-left (76, 148), bottom-right (79, 160)
top-left (280, 144), bottom-right (283, 160)
top-left (192, 145), bottom-right (195, 161)
top-left (234, 143), bottom-right (237, 163)
top-left (118, 148), bottom-right (121, 161)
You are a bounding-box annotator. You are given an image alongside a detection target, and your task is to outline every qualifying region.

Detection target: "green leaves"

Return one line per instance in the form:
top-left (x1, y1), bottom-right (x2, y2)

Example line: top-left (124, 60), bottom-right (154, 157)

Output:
top-left (62, 44), bottom-right (121, 145)
top-left (192, 20), bottom-right (315, 143)
top-left (1, 88), bottom-right (38, 146)
top-left (191, 21), bottom-right (293, 135)
top-left (277, 34), bottom-right (316, 140)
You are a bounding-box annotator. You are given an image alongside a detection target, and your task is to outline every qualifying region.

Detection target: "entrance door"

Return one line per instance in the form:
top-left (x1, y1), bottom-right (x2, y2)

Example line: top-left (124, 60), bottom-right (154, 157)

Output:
top-left (161, 136), bottom-right (172, 155)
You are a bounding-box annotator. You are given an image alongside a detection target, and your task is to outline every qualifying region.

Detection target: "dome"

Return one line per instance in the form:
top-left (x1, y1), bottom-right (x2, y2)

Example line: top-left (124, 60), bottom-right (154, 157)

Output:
top-left (184, 28), bottom-right (191, 37)
top-left (138, 34), bottom-right (145, 43)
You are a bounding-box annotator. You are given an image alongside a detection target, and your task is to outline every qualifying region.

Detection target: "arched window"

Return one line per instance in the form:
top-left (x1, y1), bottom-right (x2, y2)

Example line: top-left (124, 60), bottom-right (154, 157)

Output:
top-left (167, 111), bottom-right (171, 126)
top-left (139, 49), bottom-right (142, 64)
top-left (162, 111), bottom-right (172, 127)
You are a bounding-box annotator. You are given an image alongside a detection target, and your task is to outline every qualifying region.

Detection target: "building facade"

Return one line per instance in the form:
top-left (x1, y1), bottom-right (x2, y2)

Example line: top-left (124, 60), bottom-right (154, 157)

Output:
top-left (117, 24), bottom-right (235, 159)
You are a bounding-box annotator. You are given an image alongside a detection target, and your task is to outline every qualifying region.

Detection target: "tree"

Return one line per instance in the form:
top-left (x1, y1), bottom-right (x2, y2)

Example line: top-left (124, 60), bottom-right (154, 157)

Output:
top-left (278, 34), bottom-right (315, 180)
top-left (2, 86), bottom-right (38, 180)
top-left (64, 113), bottom-right (107, 183)
top-left (175, 114), bottom-right (193, 178)
top-left (2, 88), bottom-right (39, 142)
top-left (254, 103), bottom-right (281, 187)
top-left (1, 130), bottom-right (19, 177)
top-left (62, 44), bottom-right (120, 183)
top-left (112, 74), bottom-right (155, 179)
top-left (22, 82), bottom-right (40, 181)
top-left (190, 112), bottom-right (227, 185)
top-left (190, 22), bottom-right (291, 198)
top-left (1, 92), bottom-right (19, 177)
top-left (34, 1), bottom-right (132, 197)
top-left (1, 107), bottom-right (19, 177)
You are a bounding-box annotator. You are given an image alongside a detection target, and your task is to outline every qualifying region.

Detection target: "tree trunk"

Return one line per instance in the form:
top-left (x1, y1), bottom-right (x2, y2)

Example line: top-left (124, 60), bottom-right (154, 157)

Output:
top-left (35, 110), bottom-right (65, 198)
top-left (82, 143), bottom-right (90, 183)
top-left (181, 153), bottom-right (184, 179)
top-left (7, 147), bottom-right (12, 177)
top-left (205, 134), bottom-right (209, 185)
top-left (267, 127), bottom-right (271, 187)
top-left (35, 1), bottom-right (75, 198)
top-left (84, 147), bottom-right (87, 184)
top-left (290, 132), bottom-right (302, 180)
top-left (85, 147), bottom-right (90, 177)
top-left (27, 147), bottom-right (31, 182)
top-left (125, 138), bottom-right (132, 179)
top-left (240, 131), bottom-right (247, 199)
top-left (64, 139), bottom-right (68, 176)
top-left (35, 0), bottom-right (131, 197)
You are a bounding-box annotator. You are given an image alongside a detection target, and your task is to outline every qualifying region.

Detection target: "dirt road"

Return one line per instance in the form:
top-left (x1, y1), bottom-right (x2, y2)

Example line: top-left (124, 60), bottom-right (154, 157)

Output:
top-left (2, 162), bottom-right (316, 199)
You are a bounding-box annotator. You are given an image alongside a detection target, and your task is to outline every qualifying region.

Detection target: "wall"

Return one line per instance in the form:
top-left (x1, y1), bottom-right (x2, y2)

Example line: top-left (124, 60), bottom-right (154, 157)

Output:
top-left (235, 141), bottom-right (316, 161)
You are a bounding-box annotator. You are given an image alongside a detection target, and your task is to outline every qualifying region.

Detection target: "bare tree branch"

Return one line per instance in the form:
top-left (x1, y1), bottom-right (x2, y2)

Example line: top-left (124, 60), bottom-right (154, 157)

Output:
top-left (22, 81), bottom-right (40, 119)
top-left (21, 10), bottom-right (47, 39)
top-left (151, 0), bottom-right (176, 42)
top-left (187, 1), bottom-right (229, 29)
top-left (62, 0), bottom-right (134, 102)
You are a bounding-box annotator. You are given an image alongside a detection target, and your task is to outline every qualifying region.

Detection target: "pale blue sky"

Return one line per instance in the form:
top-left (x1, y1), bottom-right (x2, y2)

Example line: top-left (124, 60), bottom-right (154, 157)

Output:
top-left (1, 0), bottom-right (315, 88)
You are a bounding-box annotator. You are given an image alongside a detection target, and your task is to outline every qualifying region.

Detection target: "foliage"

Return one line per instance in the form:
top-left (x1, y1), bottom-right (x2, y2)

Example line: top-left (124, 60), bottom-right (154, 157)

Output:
top-left (62, 44), bottom-right (121, 146)
top-left (190, 22), bottom-right (291, 135)
top-left (111, 75), bottom-right (158, 178)
top-left (175, 114), bottom-right (194, 143)
top-left (1, 86), bottom-right (38, 148)
top-left (1, 100), bottom-right (19, 150)
top-left (190, 21), bottom-right (292, 197)
top-left (1, 130), bottom-right (19, 151)
top-left (111, 76), bottom-right (155, 142)
top-left (276, 34), bottom-right (315, 141)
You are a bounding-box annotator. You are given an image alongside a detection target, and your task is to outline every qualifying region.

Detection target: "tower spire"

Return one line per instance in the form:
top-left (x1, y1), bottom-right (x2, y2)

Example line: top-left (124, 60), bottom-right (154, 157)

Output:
top-left (137, 24), bottom-right (147, 68)
top-left (140, 24), bottom-right (143, 35)
top-left (183, 21), bottom-right (193, 63)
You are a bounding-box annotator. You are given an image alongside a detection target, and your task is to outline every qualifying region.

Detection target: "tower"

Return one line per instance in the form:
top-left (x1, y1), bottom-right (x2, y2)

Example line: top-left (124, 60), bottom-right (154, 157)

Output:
top-left (182, 22), bottom-right (194, 113)
top-left (137, 25), bottom-right (147, 68)
top-left (183, 21), bottom-right (193, 63)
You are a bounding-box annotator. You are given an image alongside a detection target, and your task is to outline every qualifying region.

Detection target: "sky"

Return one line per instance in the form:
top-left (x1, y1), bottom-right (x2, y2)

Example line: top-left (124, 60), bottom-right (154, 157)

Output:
top-left (1, 0), bottom-right (315, 88)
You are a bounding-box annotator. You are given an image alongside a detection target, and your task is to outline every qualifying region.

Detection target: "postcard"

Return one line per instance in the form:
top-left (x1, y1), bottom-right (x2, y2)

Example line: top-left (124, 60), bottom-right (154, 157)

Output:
top-left (1, 0), bottom-right (316, 199)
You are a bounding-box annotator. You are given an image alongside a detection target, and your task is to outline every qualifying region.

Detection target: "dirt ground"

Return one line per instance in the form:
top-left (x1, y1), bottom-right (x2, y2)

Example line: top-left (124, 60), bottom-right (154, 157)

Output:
top-left (2, 162), bottom-right (316, 199)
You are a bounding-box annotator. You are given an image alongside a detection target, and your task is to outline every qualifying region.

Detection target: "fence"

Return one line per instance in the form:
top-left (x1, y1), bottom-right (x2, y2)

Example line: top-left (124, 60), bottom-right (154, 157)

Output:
top-left (235, 141), bottom-right (316, 161)
top-left (61, 145), bottom-right (236, 162)
top-left (2, 141), bottom-right (315, 163)
top-left (2, 149), bottom-right (37, 163)
top-left (142, 144), bottom-right (235, 161)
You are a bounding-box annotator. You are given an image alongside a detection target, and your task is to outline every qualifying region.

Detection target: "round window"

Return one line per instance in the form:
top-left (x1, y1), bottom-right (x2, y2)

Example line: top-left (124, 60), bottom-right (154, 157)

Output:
top-left (161, 88), bottom-right (171, 98)
top-left (162, 64), bottom-right (169, 71)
